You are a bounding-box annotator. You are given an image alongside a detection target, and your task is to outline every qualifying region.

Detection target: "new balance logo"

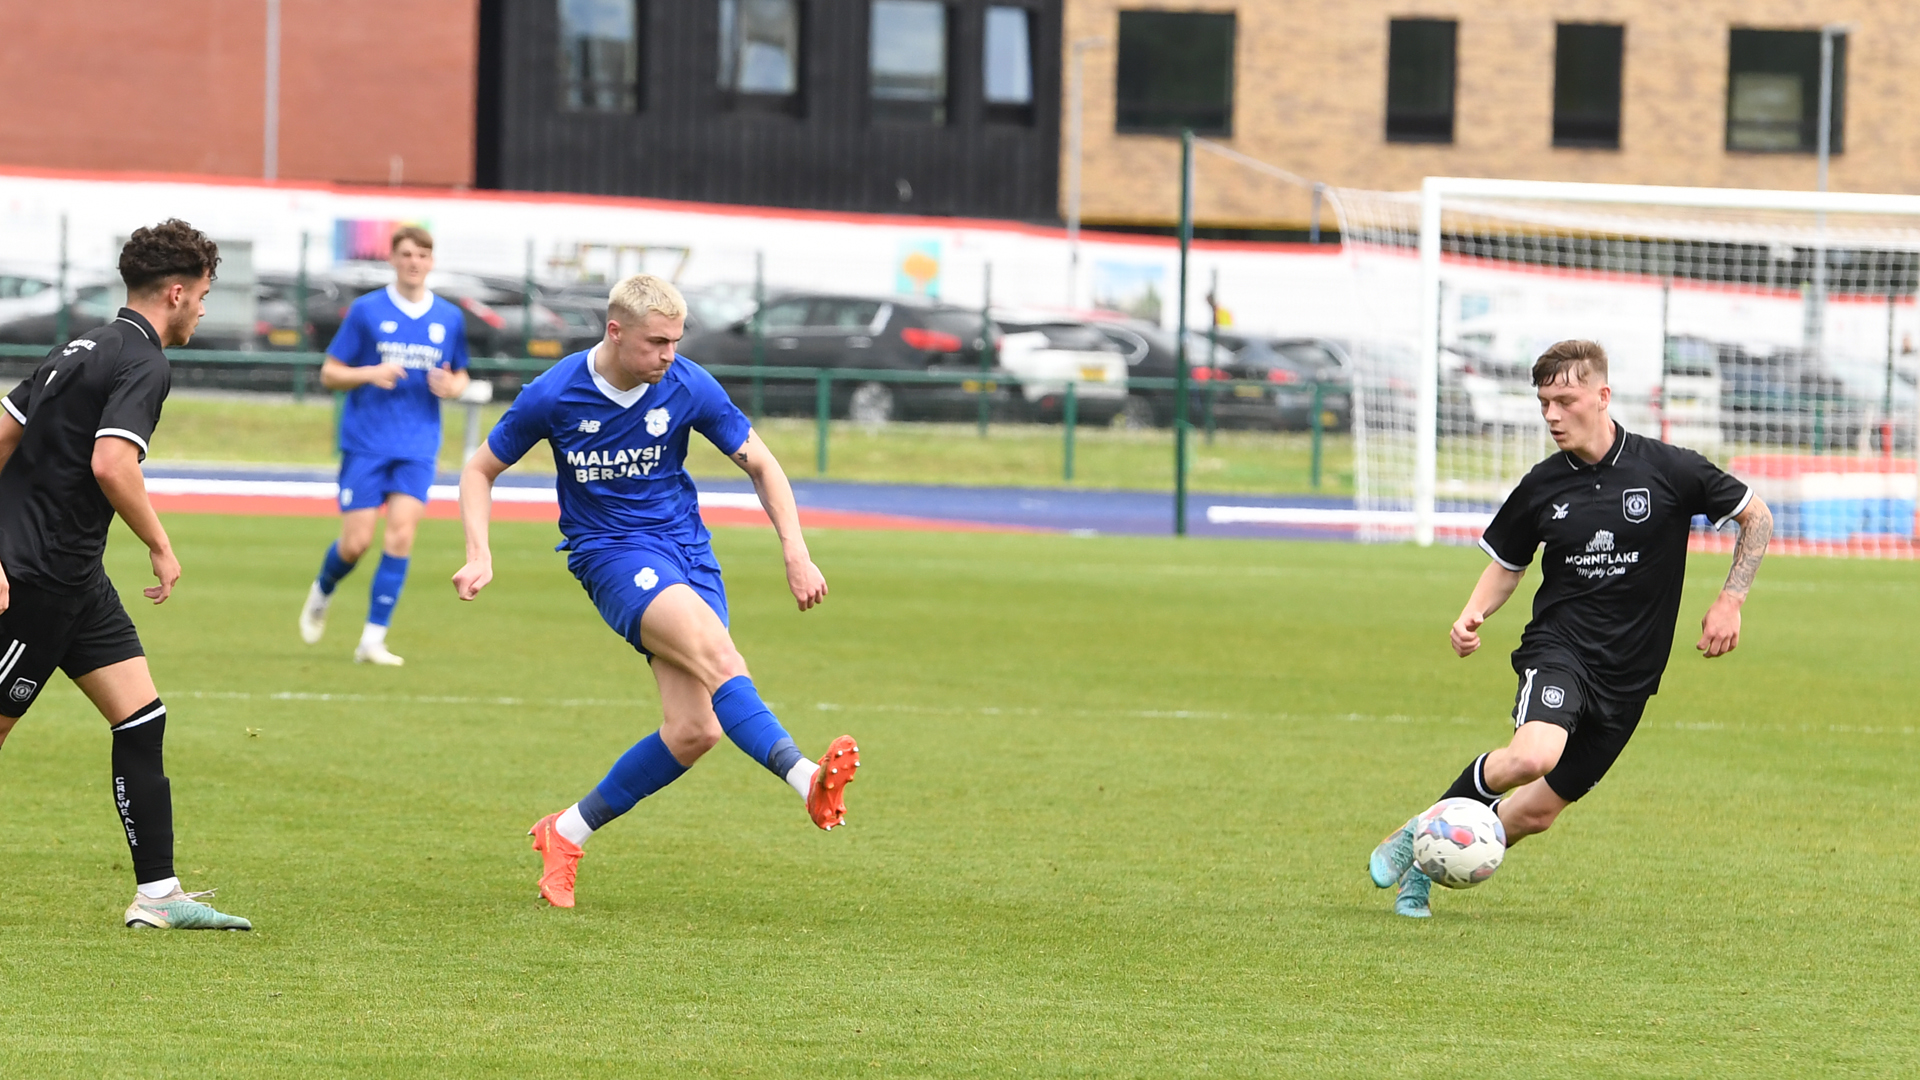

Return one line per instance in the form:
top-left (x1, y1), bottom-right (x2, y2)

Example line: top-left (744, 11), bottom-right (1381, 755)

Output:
top-left (577, 419), bottom-right (601, 433)
top-left (1551, 502), bottom-right (1570, 520)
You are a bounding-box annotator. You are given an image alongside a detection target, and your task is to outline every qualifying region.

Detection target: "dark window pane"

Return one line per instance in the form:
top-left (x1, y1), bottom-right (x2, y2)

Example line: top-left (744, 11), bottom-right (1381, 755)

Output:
top-left (719, 0), bottom-right (800, 97)
top-left (1554, 24), bottom-right (1623, 148)
top-left (1115, 11), bottom-right (1236, 135)
top-left (1386, 19), bottom-right (1455, 143)
top-left (1727, 29), bottom-right (1845, 154)
top-left (558, 0), bottom-right (637, 112)
top-left (871, 0), bottom-right (949, 124)
top-left (760, 300), bottom-right (810, 330)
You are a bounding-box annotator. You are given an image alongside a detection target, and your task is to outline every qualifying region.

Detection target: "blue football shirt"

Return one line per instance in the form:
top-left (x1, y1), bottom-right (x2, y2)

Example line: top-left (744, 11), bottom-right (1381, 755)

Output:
top-left (486, 346), bottom-right (753, 549)
top-left (329, 285), bottom-right (470, 461)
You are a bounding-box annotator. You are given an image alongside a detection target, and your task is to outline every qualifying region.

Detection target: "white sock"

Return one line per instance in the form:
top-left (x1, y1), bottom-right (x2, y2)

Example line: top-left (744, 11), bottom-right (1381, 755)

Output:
top-left (359, 622), bottom-right (387, 648)
top-left (137, 876), bottom-right (180, 900)
top-left (784, 758), bottom-right (818, 800)
top-left (555, 804), bottom-right (594, 846)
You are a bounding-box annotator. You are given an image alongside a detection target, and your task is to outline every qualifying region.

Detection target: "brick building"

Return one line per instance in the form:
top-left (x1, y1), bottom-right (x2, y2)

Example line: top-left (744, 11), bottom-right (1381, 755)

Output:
top-left (0, 1), bottom-right (476, 187)
top-left (1066, 0), bottom-right (1920, 233)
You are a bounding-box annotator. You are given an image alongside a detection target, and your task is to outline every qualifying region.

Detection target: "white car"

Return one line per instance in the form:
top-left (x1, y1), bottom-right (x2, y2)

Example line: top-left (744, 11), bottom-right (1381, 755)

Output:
top-left (991, 316), bottom-right (1129, 423)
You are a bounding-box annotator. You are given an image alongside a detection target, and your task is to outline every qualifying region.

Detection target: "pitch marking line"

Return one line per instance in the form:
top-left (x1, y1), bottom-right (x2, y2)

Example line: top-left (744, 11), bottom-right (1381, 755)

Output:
top-left (180, 692), bottom-right (1917, 736)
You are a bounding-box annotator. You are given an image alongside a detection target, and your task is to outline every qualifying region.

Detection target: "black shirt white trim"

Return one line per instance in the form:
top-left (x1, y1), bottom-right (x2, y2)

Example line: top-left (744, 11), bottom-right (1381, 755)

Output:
top-left (0, 309), bottom-right (171, 591)
top-left (1478, 422), bottom-right (1751, 699)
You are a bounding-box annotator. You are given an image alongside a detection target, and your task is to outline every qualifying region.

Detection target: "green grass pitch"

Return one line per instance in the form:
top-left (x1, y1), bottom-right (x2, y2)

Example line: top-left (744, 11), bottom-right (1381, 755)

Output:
top-left (0, 514), bottom-right (1914, 1077)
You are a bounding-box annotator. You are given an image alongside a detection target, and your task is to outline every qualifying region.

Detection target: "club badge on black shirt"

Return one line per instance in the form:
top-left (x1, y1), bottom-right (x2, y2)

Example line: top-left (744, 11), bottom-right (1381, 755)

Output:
top-left (1478, 423), bottom-right (1752, 700)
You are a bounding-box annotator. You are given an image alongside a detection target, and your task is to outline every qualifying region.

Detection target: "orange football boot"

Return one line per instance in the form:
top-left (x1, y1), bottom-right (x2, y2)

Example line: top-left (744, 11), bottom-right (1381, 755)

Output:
top-left (528, 811), bottom-right (583, 908)
top-left (806, 736), bottom-right (860, 830)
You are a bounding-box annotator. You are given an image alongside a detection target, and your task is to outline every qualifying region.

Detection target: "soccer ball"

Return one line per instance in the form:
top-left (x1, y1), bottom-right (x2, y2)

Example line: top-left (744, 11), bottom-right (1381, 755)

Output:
top-left (1412, 798), bottom-right (1507, 889)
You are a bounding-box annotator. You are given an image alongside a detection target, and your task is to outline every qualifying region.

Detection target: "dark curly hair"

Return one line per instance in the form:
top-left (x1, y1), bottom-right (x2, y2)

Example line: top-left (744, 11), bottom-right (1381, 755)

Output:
top-left (119, 219), bottom-right (221, 295)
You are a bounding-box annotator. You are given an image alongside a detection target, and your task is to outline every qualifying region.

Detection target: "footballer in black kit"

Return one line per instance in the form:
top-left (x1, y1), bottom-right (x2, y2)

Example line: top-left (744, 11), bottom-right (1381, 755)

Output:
top-left (0, 220), bottom-right (250, 930)
top-left (1366, 340), bottom-right (1774, 918)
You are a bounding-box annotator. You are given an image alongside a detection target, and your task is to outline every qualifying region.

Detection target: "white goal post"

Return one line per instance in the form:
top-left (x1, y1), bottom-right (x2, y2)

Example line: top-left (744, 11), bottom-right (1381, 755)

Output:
top-left (1330, 176), bottom-right (1920, 556)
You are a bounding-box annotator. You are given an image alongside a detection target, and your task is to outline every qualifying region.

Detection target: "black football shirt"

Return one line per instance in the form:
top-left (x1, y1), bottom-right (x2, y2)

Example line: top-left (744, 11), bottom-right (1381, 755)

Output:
top-left (0, 309), bottom-right (171, 591)
top-left (1478, 422), bottom-right (1752, 699)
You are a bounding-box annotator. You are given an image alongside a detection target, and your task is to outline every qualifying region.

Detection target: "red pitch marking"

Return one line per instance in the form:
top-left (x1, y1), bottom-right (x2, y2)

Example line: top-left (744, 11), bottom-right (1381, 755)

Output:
top-left (148, 492), bottom-right (1032, 533)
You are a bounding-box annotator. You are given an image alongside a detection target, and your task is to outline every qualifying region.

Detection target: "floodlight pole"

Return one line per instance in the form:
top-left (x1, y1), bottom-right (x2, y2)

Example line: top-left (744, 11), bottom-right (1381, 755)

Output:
top-left (1066, 37), bottom-right (1108, 308)
top-left (263, 0), bottom-right (281, 180)
top-left (1174, 129), bottom-right (1194, 537)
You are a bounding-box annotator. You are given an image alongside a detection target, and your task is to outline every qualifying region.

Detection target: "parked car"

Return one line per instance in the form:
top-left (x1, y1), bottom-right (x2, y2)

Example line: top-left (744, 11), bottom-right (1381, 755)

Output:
top-left (678, 292), bottom-right (1010, 422)
top-left (1223, 336), bottom-right (1356, 431)
top-left (990, 311), bottom-right (1130, 424)
top-left (0, 268), bottom-right (117, 347)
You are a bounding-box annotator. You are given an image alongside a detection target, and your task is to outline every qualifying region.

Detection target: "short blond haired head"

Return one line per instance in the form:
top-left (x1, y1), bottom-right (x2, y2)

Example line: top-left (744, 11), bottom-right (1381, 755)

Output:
top-left (607, 273), bottom-right (687, 324)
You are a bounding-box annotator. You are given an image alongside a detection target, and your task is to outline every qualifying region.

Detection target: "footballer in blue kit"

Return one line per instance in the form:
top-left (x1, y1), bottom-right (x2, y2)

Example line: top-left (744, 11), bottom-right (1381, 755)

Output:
top-left (298, 226), bottom-right (469, 665)
top-left (453, 273), bottom-right (858, 909)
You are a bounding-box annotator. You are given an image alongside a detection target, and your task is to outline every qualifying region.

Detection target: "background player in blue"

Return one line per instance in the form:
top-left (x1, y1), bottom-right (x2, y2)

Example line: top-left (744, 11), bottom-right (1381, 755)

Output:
top-left (298, 226), bottom-right (469, 665)
top-left (451, 274), bottom-right (859, 909)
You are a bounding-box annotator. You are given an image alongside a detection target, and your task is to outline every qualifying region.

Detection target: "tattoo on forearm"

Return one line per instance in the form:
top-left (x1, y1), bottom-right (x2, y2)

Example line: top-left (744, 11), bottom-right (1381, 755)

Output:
top-left (1724, 510), bottom-right (1772, 595)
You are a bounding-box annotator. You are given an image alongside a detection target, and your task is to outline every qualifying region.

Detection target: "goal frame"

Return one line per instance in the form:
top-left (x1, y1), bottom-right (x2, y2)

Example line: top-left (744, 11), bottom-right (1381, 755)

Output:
top-left (1412, 176), bottom-right (1920, 545)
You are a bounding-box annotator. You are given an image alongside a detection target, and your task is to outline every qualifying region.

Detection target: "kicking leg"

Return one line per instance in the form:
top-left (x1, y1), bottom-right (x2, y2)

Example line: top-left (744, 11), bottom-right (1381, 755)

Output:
top-left (356, 495), bottom-right (423, 666)
top-left (1494, 778), bottom-right (1572, 846)
top-left (300, 509), bottom-right (377, 644)
top-left (74, 658), bottom-right (249, 930)
top-left (641, 583), bottom-right (858, 828)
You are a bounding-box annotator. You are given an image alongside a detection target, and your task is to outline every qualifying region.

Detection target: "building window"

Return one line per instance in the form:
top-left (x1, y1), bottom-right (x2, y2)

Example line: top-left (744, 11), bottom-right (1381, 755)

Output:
top-left (559, 0), bottom-right (638, 111)
top-left (1115, 11), bottom-right (1236, 135)
top-left (1727, 29), bottom-right (1845, 153)
top-left (719, 0), bottom-right (801, 100)
top-left (1386, 19), bottom-right (1455, 143)
top-left (871, 1), bottom-right (950, 124)
top-left (1553, 24), bottom-right (1623, 148)
top-left (983, 6), bottom-right (1034, 124)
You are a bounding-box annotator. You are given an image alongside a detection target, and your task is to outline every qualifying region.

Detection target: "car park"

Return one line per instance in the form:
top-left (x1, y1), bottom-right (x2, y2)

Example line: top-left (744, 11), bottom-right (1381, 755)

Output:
top-left (990, 312), bottom-right (1129, 424)
top-left (679, 292), bottom-right (1010, 422)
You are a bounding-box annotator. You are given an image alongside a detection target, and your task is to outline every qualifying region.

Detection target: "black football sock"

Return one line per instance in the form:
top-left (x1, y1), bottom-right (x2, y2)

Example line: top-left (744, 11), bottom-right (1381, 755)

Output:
top-left (110, 699), bottom-right (176, 886)
top-left (1438, 752), bottom-right (1500, 807)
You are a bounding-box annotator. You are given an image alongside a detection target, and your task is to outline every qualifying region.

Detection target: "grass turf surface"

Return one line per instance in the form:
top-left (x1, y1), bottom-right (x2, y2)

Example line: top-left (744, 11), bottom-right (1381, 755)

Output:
top-left (149, 396), bottom-right (1359, 495)
top-left (0, 515), bottom-right (1914, 1077)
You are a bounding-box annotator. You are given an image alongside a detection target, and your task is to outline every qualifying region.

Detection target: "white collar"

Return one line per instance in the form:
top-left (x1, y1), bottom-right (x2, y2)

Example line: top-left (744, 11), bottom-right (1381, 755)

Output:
top-left (385, 284), bottom-right (436, 321)
top-left (586, 345), bottom-right (649, 408)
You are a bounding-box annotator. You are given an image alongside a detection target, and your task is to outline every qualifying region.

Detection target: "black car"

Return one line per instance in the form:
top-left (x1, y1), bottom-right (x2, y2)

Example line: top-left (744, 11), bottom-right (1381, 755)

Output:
top-left (1093, 320), bottom-right (1352, 431)
top-left (679, 292), bottom-right (1009, 422)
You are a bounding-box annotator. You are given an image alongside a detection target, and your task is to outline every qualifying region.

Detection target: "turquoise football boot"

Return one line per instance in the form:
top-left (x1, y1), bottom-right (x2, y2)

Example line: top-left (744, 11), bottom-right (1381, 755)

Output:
top-left (125, 888), bottom-right (253, 931)
top-left (1368, 816), bottom-right (1417, 888)
top-left (1393, 867), bottom-right (1432, 919)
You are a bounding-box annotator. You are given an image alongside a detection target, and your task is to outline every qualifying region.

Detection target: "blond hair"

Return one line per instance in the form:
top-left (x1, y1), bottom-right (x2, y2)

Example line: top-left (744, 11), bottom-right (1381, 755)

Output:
top-left (607, 273), bottom-right (687, 324)
top-left (1532, 339), bottom-right (1609, 387)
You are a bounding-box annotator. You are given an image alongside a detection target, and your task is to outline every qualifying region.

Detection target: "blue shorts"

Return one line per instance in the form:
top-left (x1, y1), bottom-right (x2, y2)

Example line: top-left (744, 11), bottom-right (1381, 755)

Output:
top-left (338, 453), bottom-right (435, 512)
top-left (568, 537), bottom-right (728, 655)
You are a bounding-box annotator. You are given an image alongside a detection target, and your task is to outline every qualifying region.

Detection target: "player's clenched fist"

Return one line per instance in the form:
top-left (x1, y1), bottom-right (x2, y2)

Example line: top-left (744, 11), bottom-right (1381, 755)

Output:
top-left (786, 558), bottom-right (828, 612)
top-left (1450, 610), bottom-right (1485, 657)
top-left (452, 559), bottom-right (493, 601)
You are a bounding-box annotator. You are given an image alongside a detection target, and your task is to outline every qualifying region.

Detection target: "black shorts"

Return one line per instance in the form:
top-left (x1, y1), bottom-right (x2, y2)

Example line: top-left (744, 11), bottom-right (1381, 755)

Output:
top-left (0, 575), bottom-right (145, 718)
top-left (1510, 666), bottom-right (1648, 803)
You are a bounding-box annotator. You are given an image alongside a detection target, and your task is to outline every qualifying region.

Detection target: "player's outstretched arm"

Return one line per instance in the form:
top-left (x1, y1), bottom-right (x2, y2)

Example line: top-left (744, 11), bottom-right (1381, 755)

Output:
top-left (453, 443), bottom-right (511, 601)
top-left (92, 436), bottom-right (179, 604)
top-left (1698, 495), bottom-right (1772, 658)
top-left (1451, 560), bottom-right (1525, 658)
top-left (729, 430), bottom-right (827, 611)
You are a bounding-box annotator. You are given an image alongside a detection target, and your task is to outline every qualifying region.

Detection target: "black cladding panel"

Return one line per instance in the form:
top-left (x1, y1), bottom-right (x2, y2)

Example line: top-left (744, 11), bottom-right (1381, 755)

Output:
top-left (478, 1), bottom-right (1062, 221)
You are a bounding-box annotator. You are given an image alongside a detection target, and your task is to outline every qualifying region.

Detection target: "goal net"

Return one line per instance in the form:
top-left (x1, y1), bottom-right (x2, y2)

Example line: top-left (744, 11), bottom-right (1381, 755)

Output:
top-left (1328, 179), bottom-right (1920, 557)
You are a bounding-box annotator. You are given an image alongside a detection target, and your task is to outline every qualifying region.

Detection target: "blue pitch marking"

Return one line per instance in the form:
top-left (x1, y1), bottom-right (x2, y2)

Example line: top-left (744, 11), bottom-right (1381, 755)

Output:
top-left (143, 463), bottom-right (1364, 541)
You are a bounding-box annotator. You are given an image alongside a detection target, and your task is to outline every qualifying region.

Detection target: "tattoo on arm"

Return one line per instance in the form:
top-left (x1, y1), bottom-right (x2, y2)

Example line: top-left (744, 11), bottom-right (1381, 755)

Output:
top-left (1724, 508), bottom-right (1772, 596)
top-left (731, 449), bottom-right (750, 467)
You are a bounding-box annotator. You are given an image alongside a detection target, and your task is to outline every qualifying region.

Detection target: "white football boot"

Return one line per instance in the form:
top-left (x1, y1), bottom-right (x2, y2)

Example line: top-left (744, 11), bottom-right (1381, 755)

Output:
top-left (298, 582), bottom-right (331, 644)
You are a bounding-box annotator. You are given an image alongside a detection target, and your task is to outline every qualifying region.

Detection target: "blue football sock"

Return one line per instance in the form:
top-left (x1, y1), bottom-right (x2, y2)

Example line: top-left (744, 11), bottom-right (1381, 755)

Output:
top-left (316, 541), bottom-right (357, 596)
top-left (366, 553), bottom-right (409, 628)
top-left (578, 732), bottom-right (689, 828)
top-left (711, 675), bottom-right (804, 778)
